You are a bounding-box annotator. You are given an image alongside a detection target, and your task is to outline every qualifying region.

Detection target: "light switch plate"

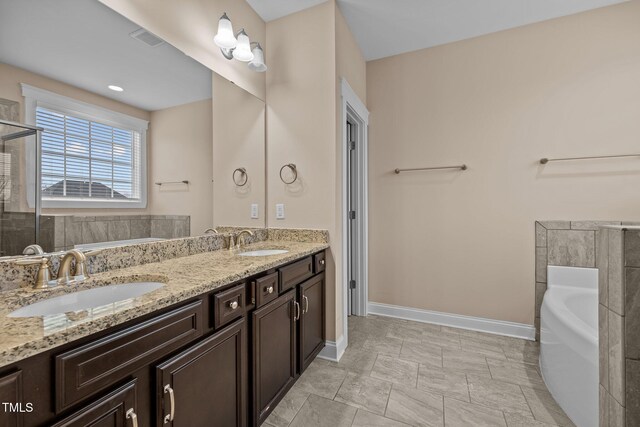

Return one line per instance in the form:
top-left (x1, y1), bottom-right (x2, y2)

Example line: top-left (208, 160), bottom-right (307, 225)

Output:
top-left (276, 203), bottom-right (285, 220)
top-left (251, 203), bottom-right (259, 219)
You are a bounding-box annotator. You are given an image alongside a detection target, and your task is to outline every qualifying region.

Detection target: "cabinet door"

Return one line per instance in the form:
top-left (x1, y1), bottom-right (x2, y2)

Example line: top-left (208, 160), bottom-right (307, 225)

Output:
top-left (51, 380), bottom-right (137, 427)
top-left (298, 273), bottom-right (326, 373)
top-left (156, 318), bottom-right (247, 427)
top-left (0, 371), bottom-right (23, 427)
top-left (252, 290), bottom-right (297, 426)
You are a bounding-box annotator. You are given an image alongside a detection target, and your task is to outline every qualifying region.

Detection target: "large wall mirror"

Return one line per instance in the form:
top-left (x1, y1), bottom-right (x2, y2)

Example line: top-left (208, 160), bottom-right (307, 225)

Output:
top-left (0, 0), bottom-right (266, 256)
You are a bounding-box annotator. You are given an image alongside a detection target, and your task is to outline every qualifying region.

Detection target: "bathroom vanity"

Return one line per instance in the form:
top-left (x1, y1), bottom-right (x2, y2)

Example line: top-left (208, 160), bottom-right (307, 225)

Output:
top-left (0, 245), bottom-right (327, 427)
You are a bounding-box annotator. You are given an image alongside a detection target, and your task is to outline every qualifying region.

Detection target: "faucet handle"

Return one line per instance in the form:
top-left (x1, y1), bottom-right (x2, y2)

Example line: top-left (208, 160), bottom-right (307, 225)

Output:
top-left (15, 257), bottom-right (55, 290)
top-left (82, 248), bottom-right (104, 258)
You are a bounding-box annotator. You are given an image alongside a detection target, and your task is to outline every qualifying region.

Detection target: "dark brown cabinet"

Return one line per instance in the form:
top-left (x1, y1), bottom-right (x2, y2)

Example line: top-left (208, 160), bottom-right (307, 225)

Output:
top-left (251, 290), bottom-right (297, 426)
top-left (0, 370), bottom-right (24, 427)
top-left (156, 319), bottom-right (247, 427)
top-left (51, 380), bottom-right (138, 427)
top-left (55, 301), bottom-right (203, 412)
top-left (298, 273), bottom-right (326, 373)
top-left (0, 250), bottom-right (325, 427)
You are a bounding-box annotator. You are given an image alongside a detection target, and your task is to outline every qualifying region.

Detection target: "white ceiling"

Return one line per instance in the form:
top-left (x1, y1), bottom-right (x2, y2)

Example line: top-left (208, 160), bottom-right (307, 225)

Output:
top-left (246, 0), bottom-right (628, 61)
top-left (0, 0), bottom-right (211, 111)
top-left (246, 0), bottom-right (327, 22)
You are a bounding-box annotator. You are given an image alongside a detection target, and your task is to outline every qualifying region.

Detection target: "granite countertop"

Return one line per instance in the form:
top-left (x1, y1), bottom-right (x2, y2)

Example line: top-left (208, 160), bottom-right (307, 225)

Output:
top-left (0, 240), bottom-right (329, 368)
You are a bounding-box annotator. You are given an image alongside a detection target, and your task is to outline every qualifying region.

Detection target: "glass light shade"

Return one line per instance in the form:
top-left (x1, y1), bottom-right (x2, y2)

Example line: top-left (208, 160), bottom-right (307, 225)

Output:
top-left (248, 44), bottom-right (267, 72)
top-left (232, 30), bottom-right (254, 62)
top-left (213, 14), bottom-right (237, 49)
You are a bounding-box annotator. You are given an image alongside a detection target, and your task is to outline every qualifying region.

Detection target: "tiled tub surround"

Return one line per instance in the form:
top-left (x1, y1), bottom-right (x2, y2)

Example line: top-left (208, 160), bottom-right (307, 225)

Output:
top-left (534, 221), bottom-right (624, 340)
top-left (597, 226), bottom-right (640, 427)
top-left (265, 315), bottom-right (574, 427)
top-left (0, 237), bottom-right (329, 367)
top-left (48, 214), bottom-right (191, 252)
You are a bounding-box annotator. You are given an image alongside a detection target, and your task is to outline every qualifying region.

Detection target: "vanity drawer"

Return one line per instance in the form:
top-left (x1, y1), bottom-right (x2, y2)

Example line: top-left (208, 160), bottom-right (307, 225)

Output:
top-left (313, 252), bottom-right (326, 273)
top-left (55, 300), bottom-right (203, 413)
top-left (213, 283), bottom-right (246, 329)
top-left (255, 272), bottom-right (278, 307)
top-left (279, 257), bottom-right (313, 293)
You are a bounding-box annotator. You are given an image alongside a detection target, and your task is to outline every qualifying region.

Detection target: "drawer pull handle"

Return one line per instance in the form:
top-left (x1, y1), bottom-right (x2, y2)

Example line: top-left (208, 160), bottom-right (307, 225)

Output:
top-left (320, 259), bottom-right (325, 266)
top-left (266, 285), bottom-right (274, 294)
top-left (164, 384), bottom-right (175, 423)
top-left (229, 300), bottom-right (239, 310)
top-left (294, 301), bottom-right (301, 321)
top-left (126, 408), bottom-right (139, 427)
top-left (303, 295), bottom-right (309, 314)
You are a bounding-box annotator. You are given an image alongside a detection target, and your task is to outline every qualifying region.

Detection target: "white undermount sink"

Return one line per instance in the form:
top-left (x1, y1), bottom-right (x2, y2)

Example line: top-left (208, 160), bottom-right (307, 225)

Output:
top-left (238, 249), bottom-right (289, 257)
top-left (8, 282), bottom-right (164, 318)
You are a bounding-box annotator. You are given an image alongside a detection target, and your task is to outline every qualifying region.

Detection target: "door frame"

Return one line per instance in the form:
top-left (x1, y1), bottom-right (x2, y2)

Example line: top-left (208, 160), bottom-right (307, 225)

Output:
top-left (341, 78), bottom-right (369, 349)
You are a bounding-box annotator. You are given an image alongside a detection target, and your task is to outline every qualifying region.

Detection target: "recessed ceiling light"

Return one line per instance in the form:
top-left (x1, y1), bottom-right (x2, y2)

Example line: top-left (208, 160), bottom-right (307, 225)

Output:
top-left (108, 85), bottom-right (124, 92)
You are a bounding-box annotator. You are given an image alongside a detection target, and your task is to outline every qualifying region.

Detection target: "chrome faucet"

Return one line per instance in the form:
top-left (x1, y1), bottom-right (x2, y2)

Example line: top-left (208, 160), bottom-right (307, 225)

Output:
top-left (204, 228), bottom-right (219, 234)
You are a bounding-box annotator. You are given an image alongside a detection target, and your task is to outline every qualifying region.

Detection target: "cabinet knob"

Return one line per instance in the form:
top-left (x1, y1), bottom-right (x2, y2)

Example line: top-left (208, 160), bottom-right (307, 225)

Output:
top-left (266, 285), bottom-right (274, 294)
top-left (320, 259), bottom-right (325, 266)
top-left (229, 300), bottom-right (239, 310)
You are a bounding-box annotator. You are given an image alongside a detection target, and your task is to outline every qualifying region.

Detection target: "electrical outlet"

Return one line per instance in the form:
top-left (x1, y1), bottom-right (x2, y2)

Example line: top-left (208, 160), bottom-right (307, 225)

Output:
top-left (276, 203), bottom-right (285, 220)
top-left (251, 204), bottom-right (259, 219)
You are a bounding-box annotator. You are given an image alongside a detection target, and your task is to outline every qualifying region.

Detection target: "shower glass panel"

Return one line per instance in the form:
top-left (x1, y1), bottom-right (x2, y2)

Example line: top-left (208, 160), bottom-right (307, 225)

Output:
top-left (0, 119), bottom-right (41, 257)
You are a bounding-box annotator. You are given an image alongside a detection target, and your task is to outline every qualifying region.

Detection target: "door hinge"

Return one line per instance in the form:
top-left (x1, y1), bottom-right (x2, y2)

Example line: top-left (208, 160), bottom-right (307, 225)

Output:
top-left (349, 280), bottom-right (356, 289)
top-left (349, 141), bottom-right (356, 150)
top-left (348, 210), bottom-right (356, 220)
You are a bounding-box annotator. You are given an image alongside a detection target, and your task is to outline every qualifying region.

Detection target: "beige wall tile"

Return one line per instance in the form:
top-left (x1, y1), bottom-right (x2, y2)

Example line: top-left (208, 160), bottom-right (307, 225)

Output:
top-left (547, 230), bottom-right (595, 267)
top-left (598, 228), bottom-right (609, 307)
top-left (626, 359), bottom-right (640, 427)
top-left (608, 310), bottom-right (625, 405)
top-left (625, 267), bottom-right (640, 360)
top-left (608, 230), bottom-right (624, 315)
top-left (536, 247), bottom-right (548, 283)
top-left (599, 304), bottom-right (609, 389)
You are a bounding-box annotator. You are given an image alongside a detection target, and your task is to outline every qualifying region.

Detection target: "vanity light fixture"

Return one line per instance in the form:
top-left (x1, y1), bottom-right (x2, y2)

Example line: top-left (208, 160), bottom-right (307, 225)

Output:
top-left (108, 85), bottom-right (124, 92)
top-left (213, 13), bottom-right (267, 72)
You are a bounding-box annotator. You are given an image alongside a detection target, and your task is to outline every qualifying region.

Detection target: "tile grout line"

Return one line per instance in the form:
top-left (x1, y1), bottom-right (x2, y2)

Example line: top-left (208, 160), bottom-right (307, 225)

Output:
top-left (517, 384), bottom-right (536, 419)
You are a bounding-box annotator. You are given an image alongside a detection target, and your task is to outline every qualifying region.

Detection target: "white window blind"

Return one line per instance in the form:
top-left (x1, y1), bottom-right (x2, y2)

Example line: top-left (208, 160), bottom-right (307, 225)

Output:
top-left (37, 107), bottom-right (142, 202)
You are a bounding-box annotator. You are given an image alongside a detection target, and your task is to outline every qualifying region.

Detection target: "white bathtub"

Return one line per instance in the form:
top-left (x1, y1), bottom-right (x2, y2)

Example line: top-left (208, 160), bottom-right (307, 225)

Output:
top-left (540, 265), bottom-right (598, 427)
top-left (74, 237), bottom-right (166, 251)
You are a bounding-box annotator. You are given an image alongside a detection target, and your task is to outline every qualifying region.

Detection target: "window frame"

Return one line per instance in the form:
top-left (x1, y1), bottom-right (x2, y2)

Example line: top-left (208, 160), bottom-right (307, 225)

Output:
top-left (22, 84), bottom-right (148, 209)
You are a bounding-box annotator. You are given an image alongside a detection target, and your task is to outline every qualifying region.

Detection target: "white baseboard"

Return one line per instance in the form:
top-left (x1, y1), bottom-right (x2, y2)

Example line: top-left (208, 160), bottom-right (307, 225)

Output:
top-left (317, 335), bottom-right (347, 362)
top-left (368, 302), bottom-right (536, 341)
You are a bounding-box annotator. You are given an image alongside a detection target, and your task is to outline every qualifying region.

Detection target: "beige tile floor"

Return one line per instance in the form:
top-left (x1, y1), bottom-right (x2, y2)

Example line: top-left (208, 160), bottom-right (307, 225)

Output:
top-left (264, 315), bottom-right (576, 427)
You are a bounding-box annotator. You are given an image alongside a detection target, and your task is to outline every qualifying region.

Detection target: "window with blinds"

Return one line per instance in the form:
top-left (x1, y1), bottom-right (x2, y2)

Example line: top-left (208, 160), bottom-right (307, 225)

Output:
top-left (37, 107), bottom-right (142, 202)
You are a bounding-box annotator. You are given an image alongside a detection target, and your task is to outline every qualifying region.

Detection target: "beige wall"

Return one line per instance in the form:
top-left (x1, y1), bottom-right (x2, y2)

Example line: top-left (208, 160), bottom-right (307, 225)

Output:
top-left (212, 72), bottom-right (265, 228)
top-left (266, 1), bottom-right (338, 339)
top-left (99, 0), bottom-right (266, 100)
top-left (0, 62), bottom-right (150, 216)
top-left (0, 62), bottom-right (213, 232)
top-left (367, 1), bottom-right (640, 325)
top-left (148, 99), bottom-right (213, 235)
top-left (0, 62), bottom-right (150, 125)
top-left (266, 1), bottom-right (366, 342)
top-left (336, 8), bottom-right (366, 104)
top-left (335, 5), bottom-right (367, 340)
